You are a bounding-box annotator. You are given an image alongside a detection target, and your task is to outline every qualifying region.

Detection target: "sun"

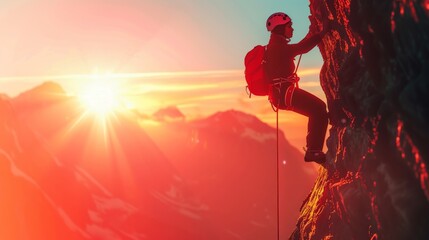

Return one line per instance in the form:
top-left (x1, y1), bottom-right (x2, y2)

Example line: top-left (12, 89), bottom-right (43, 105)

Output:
top-left (69, 73), bottom-right (128, 145)
top-left (78, 78), bottom-right (121, 116)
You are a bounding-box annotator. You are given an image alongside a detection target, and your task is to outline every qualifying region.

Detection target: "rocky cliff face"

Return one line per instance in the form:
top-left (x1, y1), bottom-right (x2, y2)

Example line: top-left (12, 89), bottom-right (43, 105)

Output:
top-left (292, 1), bottom-right (429, 239)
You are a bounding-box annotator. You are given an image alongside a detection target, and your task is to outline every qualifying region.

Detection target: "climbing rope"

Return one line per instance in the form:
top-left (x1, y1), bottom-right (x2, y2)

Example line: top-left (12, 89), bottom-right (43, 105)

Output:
top-left (274, 54), bottom-right (302, 240)
top-left (276, 103), bottom-right (280, 240)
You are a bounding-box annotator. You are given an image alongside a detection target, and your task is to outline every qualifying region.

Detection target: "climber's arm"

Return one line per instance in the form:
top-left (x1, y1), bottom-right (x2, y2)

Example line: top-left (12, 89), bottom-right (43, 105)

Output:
top-left (289, 33), bottom-right (323, 55)
top-left (290, 15), bottom-right (331, 55)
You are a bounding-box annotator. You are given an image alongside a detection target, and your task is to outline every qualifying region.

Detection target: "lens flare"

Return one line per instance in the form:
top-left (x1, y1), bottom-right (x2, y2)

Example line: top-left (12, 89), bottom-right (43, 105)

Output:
top-left (78, 75), bottom-right (121, 116)
top-left (80, 84), bottom-right (119, 115)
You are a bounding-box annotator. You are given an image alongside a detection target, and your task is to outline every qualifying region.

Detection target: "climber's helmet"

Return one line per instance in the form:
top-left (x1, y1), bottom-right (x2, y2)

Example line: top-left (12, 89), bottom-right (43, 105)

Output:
top-left (266, 12), bottom-right (292, 32)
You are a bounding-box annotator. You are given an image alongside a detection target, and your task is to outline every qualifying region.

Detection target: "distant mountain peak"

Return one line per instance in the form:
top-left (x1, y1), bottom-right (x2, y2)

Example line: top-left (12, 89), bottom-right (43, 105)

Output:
top-left (153, 106), bottom-right (185, 122)
top-left (211, 109), bottom-right (256, 121)
top-left (18, 81), bottom-right (66, 97)
top-left (208, 109), bottom-right (266, 127)
top-left (197, 110), bottom-right (278, 140)
top-left (13, 81), bottom-right (69, 108)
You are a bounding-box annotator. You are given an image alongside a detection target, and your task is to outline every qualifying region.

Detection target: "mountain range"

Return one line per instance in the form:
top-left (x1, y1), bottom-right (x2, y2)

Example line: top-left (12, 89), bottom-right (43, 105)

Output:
top-left (0, 82), bottom-right (317, 239)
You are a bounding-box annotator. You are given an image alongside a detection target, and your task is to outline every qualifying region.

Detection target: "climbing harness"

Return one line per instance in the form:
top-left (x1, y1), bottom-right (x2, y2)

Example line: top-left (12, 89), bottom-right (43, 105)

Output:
top-left (276, 99), bottom-right (280, 240)
top-left (269, 74), bottom-right (300, 112)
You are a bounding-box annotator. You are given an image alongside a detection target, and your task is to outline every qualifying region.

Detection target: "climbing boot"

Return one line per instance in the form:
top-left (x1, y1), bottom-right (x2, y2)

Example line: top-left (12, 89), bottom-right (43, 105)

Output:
top-left (304, 150), bottom-right (326, 164)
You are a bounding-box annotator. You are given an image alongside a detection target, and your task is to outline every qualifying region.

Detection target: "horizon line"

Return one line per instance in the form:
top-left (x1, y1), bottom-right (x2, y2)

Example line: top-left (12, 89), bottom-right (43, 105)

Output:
top-left (0, 68), bottom-right (321, 82)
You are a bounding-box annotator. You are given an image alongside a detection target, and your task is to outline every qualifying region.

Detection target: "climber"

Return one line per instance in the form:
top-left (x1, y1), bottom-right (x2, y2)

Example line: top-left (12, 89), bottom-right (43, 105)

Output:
top-left (264, 12), bottom-right (330, 164)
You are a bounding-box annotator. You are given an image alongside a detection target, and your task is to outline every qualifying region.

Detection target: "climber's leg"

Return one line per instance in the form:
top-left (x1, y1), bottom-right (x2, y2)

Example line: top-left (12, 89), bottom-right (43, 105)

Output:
top-left (290, 88), bottom-right (328, 161)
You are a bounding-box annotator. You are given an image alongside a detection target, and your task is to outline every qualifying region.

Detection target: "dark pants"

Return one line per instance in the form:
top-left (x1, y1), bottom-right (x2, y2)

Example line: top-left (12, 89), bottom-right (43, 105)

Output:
top-left (270, 84), bottom-right (328, 151)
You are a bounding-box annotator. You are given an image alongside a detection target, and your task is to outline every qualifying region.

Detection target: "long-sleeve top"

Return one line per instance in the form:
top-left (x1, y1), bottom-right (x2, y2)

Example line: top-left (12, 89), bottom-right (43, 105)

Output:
top-left (264, 32), bottom-right (322, 83)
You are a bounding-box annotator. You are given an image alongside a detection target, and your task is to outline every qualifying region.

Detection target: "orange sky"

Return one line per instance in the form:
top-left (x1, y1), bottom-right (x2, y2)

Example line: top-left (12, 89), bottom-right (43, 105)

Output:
top-left (0, 0), bottom-right (328, 152)
top-left (0, 68), bottom-right (326, 152)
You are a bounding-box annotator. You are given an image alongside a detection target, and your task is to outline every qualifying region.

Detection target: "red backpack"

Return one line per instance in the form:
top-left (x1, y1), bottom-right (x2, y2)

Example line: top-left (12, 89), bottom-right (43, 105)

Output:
top-left (244, 45), bottom-right (269, 97)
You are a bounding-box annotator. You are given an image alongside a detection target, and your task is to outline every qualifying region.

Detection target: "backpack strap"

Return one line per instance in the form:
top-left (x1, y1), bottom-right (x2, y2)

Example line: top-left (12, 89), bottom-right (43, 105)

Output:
top-left (245, 86), bottom-right (252, 98)
top-left (295, 54), bottom-right (302, 74)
